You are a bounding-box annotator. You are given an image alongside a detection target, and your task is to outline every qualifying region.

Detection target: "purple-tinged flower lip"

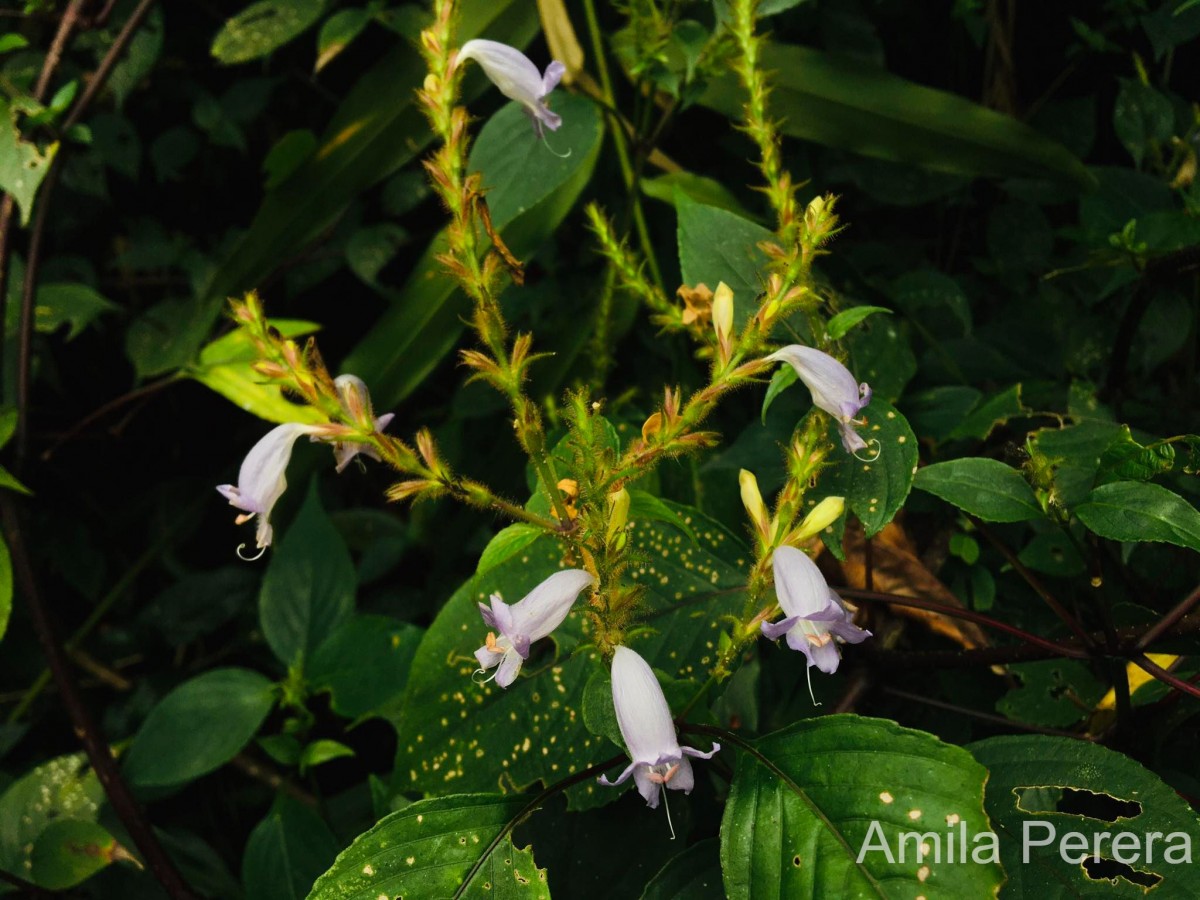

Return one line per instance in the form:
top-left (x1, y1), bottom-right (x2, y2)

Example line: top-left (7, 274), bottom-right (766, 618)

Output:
top-left (472, 569), bottom-right (594, 688)
top-left (768, 345), bottom-right (875, 456)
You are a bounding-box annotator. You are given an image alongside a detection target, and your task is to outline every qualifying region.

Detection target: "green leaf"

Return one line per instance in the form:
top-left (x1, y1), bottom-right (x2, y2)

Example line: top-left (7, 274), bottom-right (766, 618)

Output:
top-left (299, 739), bottom-right (355, 774)
top-left (1094, 425), bottom-right (1176, 486)
top-left (107, 9), bottom-right (163, 109)
top-left (1027, 420), bottom-right (1125, 509)
top-left (0, 537), bottom-right (10, 645)
top-left (676, 195), bottom-right (772, 325)
top-left (0, 753), bottom-right (104, 881)
top-left (306, 794), bottom-right (547, 900)
top-left (308, 614), bottom-right (422, 720)
top-left (700, 43), bottom-right (1094, 187)
top-left (628, 489), bottom-right (698, 543)
top-left (259, 484), bottom-right (357, 668)
top-left (212, 0), bottom-right (326, 64)
top-left (315, 8), bottom-right (372, 72)
top-left (970, 735), bottom-right (1200, 897)
top-left (845, 315), bottom-right (916, 404)
top-left (817, 400), bottom-right (918, 537)
top-left (29, 820), bottom-right (122, 890)
top-left (1113, 78), bottom-right (1174, 167)
top-left (913, 458), bottom-right (1043, 523)
top-left (125, 296), bottom-right (215, 380)
top-left (642, 839), bottom-right (724, 899)
top-left (263, 129), bottom-right (317, 189)
top-left (641, 172), bottom-right (751, 216)
top-left (243, 794), bottom-right (338, 900)
top-left (761, 364), bottom-right (798, 425)
top-left (477, 524), bottom-right (544, 577)
top-left (889, 270), bottom-right (971, 338)
top-left (346, 222), bottom-right (408, 286)
top-left (344, 92), bottom-right (604, 408)
top-left (190, 319), bottom-right (324, 424)
top-left (1075, 481), bottom-right (1200, 553)
top-left (32, 282), bottom-right (118, 341)
top-left (947, 384), bottom-right (1026, 441)
top-left (0, 34), bottom-right (29, 54)
top-left (995, 660), bottom-right (1105, 728)
top-left (392, 502), bottom-right (749, 810)
top-left (123, 668), bottom-right (275, 788)
top-left (0, 99), bottom-right (59, 226)
top-left (827, 305), bottom-right (891, 341)
top-left (720, 715), bottom-right (1003, 898)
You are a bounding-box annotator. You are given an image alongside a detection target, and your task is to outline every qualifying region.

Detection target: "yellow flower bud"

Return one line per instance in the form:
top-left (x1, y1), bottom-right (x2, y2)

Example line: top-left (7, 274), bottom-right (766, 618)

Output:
top-left (606, 487), bottom-right (631, 544)
top-left (793, 496), bottom-right (845, 541)
top-left (712, 281), bottom-right (734, 362)
top-left (739, 469), bottom-right (771, 540)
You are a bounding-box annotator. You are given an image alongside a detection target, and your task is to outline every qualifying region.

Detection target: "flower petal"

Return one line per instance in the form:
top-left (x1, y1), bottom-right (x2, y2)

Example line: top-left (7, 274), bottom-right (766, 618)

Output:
top-left (509, 568), bottom-right (594, 643)
top-left (541, 60), bottom-right (566, 96)
top-left (633, 766), bottom-right (663, 808)
top-left (218, 422), bottom-right (318, 548)
top-left (494, 650), bottom-right (523, 688)
top-left (598, 760), bottom-right (638, 788)
top-left (611, 646), bottom-right (680, 766)
top-left (768, 345), bottom-right (866, 423)
top-left (771, 546), bottom-right (833, 619)
top-left (459, 39), bottom-right (545, 110)
top-left (760, 615), bottom-right (800, 641)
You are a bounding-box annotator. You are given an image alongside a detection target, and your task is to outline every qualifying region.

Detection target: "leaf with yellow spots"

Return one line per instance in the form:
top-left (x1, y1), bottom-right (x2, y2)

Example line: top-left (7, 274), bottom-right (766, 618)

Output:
top-left (306, 794), bottom-right (550, 900)
top-left (720, 715), bottom-right (1003, 899)
top-left (810, 399), bottom-right (918, 539)
top-left (390, 502), bottom-right (749, 811)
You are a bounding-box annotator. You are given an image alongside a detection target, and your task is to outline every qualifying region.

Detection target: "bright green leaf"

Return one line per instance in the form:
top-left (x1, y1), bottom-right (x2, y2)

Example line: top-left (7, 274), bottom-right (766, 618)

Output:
top-left (827, 305), bottom-right (892, 341)
top-left (299, 739), bottom-right (355, 774)
top-left (306, 795), bottom-right (546, 899)
top-left (721, 715), bottom-right (1003, 898)
top-left (0, 99), bottom-right (59, 226)
top-left (0, 753), bottom-right (103, 881)
top-left (29, 820), bottom-right (122, 890)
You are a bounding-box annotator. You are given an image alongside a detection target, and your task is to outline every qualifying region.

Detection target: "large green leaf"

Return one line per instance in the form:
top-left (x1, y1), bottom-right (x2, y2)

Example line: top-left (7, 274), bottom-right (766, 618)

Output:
top-left (642, 839), bottom-right (724, 899)
top-left (243, 794), bottom-right (338, 900)
top-left (700, 43), bottom-right (1094, 187)
top-left (913, 458), bottom-right (1043, 523)
top-left (677, 195), bottom-right (773, 323)
top-left (307, 614), bottom-right (422, 720)
top-left (720, 715), bottom-right (1004, 899)
top-left (1075, 481), bottom-right (1200, 553)
top-left (392, 501), bottom-right (749, 811)
top-left (306, 794), bottom-right (547, 900)
top-left (343, 92), bottom-right (605, 409)
top-left (259, 483), bottom-right (357, 668)
top-left (0, 753), bottom-right (104, 883)
top-left (970, 735), bottom-right (1200, 897)
top-left (184, 0), bottom-right (539, 372)
top-left (123, 668), bottom-right (276, 789)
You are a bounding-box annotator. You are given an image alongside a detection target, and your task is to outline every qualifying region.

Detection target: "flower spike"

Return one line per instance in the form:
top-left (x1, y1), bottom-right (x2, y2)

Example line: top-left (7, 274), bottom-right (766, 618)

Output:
top-left (473, 569), bottom-right (594, 688)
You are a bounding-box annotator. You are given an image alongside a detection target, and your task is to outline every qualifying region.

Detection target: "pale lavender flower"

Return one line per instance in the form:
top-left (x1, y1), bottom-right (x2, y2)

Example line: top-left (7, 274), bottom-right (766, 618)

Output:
top-left (457, 39), bottom-right (566, 137)
top-left (599, 646), bottom-right (720, 812)
top-left (216, 423), bottom-right (321, 557)
top-left (768, 345), bottom-right (872, 455)
top-left (474, 569), bottom-right (594, 688)
top-left (331, 374), bottom-right (394, 473)
top-left (761, 546), bottom-right (871, 678)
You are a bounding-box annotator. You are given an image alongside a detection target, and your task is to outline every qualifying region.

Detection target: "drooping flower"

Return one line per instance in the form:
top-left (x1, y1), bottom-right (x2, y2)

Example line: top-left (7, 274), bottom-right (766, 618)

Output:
top-left (331, 374), bottom-right (394, 473)
top-left (456, 39), bottom-right (566, 137)
top-left (599, 646), bottom-right (720, 810)
top-left (767, 345), bottom-right (872, 455)
top-left (474, 569), bottom-right (595, 688)
top-left (216, 423), bottom-right (322, 556)
top-left (760, 546), bottom-right (871, 676)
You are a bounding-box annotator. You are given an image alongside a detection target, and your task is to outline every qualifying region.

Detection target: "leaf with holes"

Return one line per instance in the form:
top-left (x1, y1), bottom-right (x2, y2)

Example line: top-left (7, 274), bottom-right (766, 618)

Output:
top-left (720, 715), bottom-right (1003, 899)
top-left (390, 502), bottom-right (749, 811)
top-left (305, 795), bottom-right (549, 900)
top-left (970, 735), bottom-right (1200, 897)
top-left (0, 98), bottom-right (58, 226)
top-left (814, 400), bottom-right (918, 537)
